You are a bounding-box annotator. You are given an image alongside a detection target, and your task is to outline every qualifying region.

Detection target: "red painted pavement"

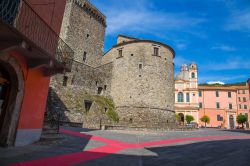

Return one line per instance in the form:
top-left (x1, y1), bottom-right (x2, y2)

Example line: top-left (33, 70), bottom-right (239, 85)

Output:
top-left (9, 129), bottom-right (250, 166)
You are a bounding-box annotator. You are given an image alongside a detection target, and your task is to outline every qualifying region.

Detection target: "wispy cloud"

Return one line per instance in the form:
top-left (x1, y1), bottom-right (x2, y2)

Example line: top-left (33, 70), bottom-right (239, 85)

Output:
top-left (199, 74), bottom-right (248, 83)
top-left (174, 57), bottom-right (194, 68)
top-left (225, 8), bottom-right (250, 33)
top-left (175, 42), bottom-right (187, 50)
top-left (200, 57), bottom-right (250, 71)
top-left (211, 44), bottom-right (236, 52)
top-left (101, 0), bottom-right (205, 36)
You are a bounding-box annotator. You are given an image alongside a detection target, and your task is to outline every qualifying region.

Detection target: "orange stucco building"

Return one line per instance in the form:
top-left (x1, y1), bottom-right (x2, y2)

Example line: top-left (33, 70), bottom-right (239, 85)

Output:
top-left (0, 0), bottom-right (73, 146)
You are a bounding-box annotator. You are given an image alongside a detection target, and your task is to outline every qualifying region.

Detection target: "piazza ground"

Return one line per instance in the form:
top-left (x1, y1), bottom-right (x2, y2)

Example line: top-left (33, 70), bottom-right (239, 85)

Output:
top-left (1, 127), bottom-right (250, 166)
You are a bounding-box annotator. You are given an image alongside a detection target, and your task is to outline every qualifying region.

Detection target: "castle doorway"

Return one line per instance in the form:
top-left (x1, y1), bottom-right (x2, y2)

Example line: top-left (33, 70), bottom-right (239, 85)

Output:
top-left (229, 115), bottom-right (235, 129)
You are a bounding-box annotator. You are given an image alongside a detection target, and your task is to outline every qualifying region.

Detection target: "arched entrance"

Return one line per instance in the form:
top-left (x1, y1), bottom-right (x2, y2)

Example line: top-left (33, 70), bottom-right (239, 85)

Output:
top-left (229, 115), bottom-right (235, 129)
top-left (178, 113), bottom-right (184, 124)
top-left (0, 54), bottom-right (24, 146)
top-left (0, 64), bottom-right (11, 131)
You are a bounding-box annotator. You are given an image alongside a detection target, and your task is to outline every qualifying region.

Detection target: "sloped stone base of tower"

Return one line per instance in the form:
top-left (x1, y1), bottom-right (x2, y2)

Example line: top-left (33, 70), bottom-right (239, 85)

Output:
top-left (114, 107), bottom-right (176, 129)
top-left (46, 82), bottom-right (118, 130)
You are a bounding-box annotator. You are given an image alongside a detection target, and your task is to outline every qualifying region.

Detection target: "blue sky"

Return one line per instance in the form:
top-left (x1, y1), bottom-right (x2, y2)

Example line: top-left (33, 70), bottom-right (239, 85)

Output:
top-left (90, 0), bottom-right (250, 84)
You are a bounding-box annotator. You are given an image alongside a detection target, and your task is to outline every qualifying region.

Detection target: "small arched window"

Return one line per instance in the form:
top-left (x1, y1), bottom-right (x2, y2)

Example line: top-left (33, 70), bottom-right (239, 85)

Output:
top-left (191, 72), bottom-right (195, 78)
top-left (178, 92), bottom-right (184, 102)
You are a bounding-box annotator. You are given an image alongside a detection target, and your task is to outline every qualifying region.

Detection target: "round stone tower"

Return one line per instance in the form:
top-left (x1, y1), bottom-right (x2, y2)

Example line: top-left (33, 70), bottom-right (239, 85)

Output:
top-left (102, 35), bottom-right (175, 128)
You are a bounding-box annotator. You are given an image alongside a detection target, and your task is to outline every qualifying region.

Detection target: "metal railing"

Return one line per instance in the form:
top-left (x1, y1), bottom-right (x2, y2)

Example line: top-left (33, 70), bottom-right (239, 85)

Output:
top-left (0, 0), bottom-right (74, 71)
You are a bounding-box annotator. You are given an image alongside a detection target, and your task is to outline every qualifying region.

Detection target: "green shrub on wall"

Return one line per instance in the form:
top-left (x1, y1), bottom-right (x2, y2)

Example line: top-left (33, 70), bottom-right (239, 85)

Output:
top-left (107, 108), bottom-right (119, 123)
top-left (89, 95), bottom-right (119, 123)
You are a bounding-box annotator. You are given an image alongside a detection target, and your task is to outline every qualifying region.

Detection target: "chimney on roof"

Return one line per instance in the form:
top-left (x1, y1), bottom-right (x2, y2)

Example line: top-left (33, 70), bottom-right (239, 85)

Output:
top-left (117, 35), bottom-right (138, 44)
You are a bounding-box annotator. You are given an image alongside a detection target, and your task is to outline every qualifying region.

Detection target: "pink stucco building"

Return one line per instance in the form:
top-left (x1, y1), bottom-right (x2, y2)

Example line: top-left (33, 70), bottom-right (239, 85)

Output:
top-left (175, 64), bottom-right (250, 129)
top-left (198, 86), bottom-right (249, 129)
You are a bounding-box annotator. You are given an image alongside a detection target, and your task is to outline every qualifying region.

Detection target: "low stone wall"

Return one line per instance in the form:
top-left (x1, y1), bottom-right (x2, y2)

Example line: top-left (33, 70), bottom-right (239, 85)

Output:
top-left (103, 125), bottom-right (196, 131)
top-left (114, 106), bottom-right (176, 129)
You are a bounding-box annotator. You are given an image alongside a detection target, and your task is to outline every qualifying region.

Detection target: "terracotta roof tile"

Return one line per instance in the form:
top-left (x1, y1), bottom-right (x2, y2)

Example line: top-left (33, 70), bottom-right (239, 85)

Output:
top-left (198, 85), bottom-right (248, 91)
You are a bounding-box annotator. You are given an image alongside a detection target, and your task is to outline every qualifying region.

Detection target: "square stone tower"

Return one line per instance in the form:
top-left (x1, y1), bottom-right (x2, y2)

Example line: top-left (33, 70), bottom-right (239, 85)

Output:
top-left (60, 0), bottom-right (106, 67)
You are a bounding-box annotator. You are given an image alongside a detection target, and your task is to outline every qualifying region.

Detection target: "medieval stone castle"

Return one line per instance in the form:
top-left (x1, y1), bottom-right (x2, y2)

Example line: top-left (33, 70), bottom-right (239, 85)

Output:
top-left (49, 0), bottom-right (176, 129)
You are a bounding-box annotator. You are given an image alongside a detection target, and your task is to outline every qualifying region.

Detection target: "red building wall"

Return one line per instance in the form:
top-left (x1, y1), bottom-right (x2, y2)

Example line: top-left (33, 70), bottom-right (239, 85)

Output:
top-left (12, 0), bottom-right (66, 146)
top-left (27, 0), bottom-right (66, 34)
top-left (7, 52), bottom-right (48, 130)
top-left (15, 0), bottom-right (67, 57)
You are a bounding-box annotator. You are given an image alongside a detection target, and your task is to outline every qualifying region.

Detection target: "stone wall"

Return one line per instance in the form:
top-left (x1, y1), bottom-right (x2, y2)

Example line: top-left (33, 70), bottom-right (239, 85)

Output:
top-left (55, 0), bottom-right (176, 129)
top-left (49, 39), bottom-right (176, 129)
top-left (49, 0), bottom-right (113, 129)
top-left (102, 40), bottom-right (176, 126)
top-left (48, 60), bottom-right (113, 127)
top-left (103, 42), bottom-right (175, 110)
top-left (60, 0), bottom-right (106, 67)
top-left (115, 107), bottom-right (175, 129)
top-left (52, 61), bottom-right (112, 95)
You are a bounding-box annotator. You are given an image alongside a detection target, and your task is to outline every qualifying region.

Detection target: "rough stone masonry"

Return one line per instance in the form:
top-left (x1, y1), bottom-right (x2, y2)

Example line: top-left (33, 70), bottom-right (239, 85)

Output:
top-left (48, 0), bottom-right (176, 129)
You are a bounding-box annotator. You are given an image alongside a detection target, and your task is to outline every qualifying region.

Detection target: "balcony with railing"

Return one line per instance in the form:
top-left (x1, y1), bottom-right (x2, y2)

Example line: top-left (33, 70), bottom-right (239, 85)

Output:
top-left (0, 0), bottom-right (74, 75)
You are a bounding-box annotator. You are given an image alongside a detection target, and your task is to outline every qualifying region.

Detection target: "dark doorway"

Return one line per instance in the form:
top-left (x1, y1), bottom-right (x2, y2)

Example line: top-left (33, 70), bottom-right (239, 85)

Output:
top-left (229, 115), bottom-right (235, 129)
top-left (0, 60), bottom-right (20, 146)
top-left (178, 113), bottom-right (184, 124)
top-left (0, 66), bottom-right (11, 131)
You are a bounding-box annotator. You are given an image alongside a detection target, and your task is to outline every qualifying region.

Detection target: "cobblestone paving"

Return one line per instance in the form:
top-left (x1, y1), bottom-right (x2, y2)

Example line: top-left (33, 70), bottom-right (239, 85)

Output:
top-left (1, 127), bottom-right (250, 166)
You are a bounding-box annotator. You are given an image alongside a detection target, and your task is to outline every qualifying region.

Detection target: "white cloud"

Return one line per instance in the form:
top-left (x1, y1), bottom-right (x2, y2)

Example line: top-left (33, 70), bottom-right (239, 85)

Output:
top-left (211, 44), bottom-right (236, 52)
top-left (207, 81), bottom-right (225, 85)
top-left (102, 0), bottom-right (205, 36)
